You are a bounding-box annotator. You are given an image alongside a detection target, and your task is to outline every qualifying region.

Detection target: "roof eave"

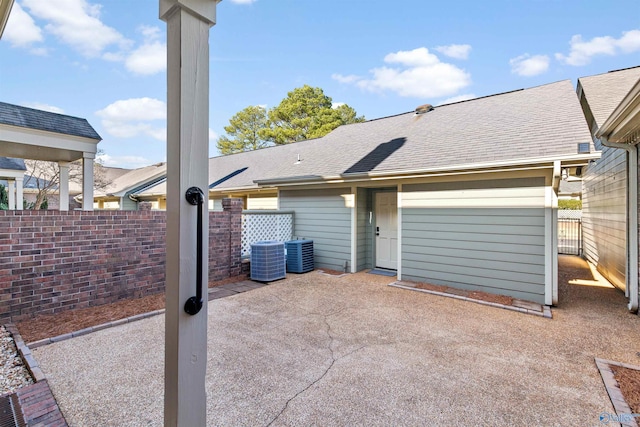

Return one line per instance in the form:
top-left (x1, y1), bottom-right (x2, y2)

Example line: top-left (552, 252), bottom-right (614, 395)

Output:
top-left (254, 153), bottom-right (601, 187)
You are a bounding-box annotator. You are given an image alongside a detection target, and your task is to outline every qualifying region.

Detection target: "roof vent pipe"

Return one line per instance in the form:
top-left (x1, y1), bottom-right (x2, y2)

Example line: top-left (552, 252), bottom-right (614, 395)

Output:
top-left (415, 104), bottom-right (434, 114)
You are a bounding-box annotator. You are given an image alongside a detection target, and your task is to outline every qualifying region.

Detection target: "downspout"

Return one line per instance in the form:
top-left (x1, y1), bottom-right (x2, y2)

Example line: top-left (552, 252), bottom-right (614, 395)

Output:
top-left (600, 138), bottom-right (639, 313)
top-left (551, 161), bottom-right (561, 305)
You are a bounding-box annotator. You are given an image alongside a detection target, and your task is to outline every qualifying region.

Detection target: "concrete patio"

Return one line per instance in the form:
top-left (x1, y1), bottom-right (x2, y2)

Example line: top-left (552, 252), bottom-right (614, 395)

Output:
top-left (32, 256), bottom-right (640, 426)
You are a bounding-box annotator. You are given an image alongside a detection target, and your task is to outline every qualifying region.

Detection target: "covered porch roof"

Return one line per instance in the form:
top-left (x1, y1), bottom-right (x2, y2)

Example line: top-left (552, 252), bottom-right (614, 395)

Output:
top-left (0, 102), bottom-right (102, 210)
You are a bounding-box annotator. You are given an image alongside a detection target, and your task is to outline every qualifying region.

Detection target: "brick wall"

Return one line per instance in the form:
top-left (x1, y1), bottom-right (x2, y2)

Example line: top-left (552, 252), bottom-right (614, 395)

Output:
top-left (0, 198), bottom-right (243, 321)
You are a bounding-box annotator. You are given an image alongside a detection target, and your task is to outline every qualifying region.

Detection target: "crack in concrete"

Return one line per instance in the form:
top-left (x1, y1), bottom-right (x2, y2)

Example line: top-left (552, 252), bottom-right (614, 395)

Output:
top-left (265, 311), bottom-right (357, 426)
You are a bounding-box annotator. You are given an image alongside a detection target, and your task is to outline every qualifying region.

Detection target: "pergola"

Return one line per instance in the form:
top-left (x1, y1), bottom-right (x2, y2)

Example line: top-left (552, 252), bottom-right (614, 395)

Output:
top-left (0, 102), bottom-right (102, 210)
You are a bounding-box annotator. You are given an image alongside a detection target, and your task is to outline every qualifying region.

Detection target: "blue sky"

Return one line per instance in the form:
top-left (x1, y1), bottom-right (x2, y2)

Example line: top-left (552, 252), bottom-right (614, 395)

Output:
top-left (1, 0), bottom-right (639, 169)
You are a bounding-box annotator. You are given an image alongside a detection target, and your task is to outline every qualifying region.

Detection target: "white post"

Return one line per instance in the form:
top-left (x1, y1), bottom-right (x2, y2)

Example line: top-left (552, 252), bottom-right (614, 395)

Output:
top-left (58, 161), bottom-right (70, 211)
top-left (15, 176), bottom-right (23, 211)
top-left (160, 1), bottom-right (218, 425)
top-left (7, 179), bottom-right (15, 210)
top-left (82, 153), bottom-right (95, 211)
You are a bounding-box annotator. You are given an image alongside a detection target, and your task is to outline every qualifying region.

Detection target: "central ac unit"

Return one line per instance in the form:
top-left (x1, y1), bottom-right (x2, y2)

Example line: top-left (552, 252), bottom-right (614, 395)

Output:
top-left (285, 239), bottom-right (314, 273)
top-left (250, 240), bottom-right (286, 282)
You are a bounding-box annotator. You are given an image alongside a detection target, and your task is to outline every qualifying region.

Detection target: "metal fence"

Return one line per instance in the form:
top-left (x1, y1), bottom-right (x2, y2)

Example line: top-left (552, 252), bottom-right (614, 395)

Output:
top-left (241, 210), bottom-right (294, 257)
top-left (558, 210), bottom-right (582, 255)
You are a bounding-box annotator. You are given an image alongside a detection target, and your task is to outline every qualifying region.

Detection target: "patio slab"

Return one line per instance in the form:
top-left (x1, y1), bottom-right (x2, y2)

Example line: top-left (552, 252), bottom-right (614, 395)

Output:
top-left (32, 256), bottom-right (640, 426)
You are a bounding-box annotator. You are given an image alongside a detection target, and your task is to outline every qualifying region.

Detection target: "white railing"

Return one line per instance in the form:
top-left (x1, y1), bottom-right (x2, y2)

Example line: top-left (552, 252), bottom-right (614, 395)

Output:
top-left (241, 210), bottom-right (294, 257)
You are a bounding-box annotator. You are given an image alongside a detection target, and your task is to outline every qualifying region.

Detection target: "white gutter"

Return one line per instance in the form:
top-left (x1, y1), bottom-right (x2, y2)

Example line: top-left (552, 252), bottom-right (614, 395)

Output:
top-left (0, 0), bottom-right (14, 39)
top-left (599, 138), bottom-right (639, 313)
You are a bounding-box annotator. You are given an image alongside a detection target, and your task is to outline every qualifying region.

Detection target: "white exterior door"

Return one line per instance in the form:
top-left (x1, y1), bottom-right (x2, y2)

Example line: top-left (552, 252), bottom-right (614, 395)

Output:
top-left (375, 192), bottom-right (398, 269)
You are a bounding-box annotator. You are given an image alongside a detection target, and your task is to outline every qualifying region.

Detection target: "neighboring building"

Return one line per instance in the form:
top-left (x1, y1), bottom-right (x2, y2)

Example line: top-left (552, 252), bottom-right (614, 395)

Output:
top-left (558, 179), bottom-right (582, 200)
top-left (85, 162), bottom-right (167, 210)
top-left (579, 65), bottom-right (640, 313)
top-left (20, 164), bottom-right (130, 210)
top-left (0, 156), bottom-right (26, 209)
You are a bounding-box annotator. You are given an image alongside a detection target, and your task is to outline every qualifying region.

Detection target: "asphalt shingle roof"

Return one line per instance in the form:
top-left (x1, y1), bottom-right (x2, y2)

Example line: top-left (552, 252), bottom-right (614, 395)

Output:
top-left (0, 157), bottom-right (26, 171)
top-left (0, 102), bottom-right (102, 141)
top-left (578, 66), bottom-right (640, 128)
top-left (96, 162), bottom-right (166, 197)
top-left (137, 80), bottom-right (593, 196)
top-left (208, 80), bottom-right (592, 190)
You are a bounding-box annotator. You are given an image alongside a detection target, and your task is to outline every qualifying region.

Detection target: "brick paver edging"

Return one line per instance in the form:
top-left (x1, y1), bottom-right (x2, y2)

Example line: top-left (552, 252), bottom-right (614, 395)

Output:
top-left (4, 323), bottom-right (68, 427)
top-left (595, 358), bottom-right (640, 427)
top-left (389, 282), bottom-right (553, 318)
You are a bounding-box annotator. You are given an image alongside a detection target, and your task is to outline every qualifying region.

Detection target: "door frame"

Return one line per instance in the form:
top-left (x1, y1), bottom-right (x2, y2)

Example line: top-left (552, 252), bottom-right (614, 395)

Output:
top-left (372, 188), bottom-right (398, 270)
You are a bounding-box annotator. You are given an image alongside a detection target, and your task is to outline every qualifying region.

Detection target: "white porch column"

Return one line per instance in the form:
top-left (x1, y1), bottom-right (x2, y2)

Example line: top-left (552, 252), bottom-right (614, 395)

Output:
top-left (82, 153), bottom-right (95, 211)
top-left (7, 179), bottom-right (15, 210)
top-left (160, 1), bottom-right (219, 425)
top-left (15, 176), bottom-right (23, 211)
top-left (58, 161), bottom-right (70, 211)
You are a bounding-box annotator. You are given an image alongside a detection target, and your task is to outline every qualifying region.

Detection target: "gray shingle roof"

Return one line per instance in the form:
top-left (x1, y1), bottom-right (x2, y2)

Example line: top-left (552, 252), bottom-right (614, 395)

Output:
top-left (578, 66), bottom-right (640, 128)
top-left (559, 179), bottom-right (582, 195)
top-left (0, 102), bottom-right (102, 141)
top-left (135, 80), bottom-right (594, 196)
top-left (0, 157), bottom-right (26, 170)
top-left (206, 80), bottom-right (592, 191)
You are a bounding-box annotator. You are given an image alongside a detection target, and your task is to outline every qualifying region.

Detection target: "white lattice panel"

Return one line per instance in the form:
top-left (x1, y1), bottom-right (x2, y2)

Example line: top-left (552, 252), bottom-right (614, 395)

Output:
top-left (242, 213), bottom-right (293, 257)
top-left (558, 209), bottom-right (582, 220)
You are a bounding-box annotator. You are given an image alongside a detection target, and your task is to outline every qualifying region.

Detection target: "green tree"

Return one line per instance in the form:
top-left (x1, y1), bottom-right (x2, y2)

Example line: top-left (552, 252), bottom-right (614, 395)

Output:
top-left (261, 85), bottom-right (364, 145)
top-left (0, 184), bottom-right (7, 210)
top-left (216, 105), bottom-right (269, 155)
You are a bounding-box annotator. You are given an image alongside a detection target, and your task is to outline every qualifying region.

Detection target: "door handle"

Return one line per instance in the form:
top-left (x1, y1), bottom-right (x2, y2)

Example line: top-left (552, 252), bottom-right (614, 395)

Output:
top-left (184, 186), bottom-right (205, 316)
top-left (376, 226), bottom-right (380, 236)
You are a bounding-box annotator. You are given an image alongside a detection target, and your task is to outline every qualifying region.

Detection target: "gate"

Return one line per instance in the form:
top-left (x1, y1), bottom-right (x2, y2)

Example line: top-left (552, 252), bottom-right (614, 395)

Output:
top-left (558, 210), bottom-right (582, 255)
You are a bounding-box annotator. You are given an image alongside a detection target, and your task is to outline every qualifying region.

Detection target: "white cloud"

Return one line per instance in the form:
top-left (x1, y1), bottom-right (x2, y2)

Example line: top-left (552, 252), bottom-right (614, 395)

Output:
top-left (209, 129), bottom-right (218, 141)
top-left (439, 94), bottom-right (476, 105)
top-left (96, 153), bottom-right (154, 169)
top-left (331, 73), bottom-right (361, 84)
top-left (3, 2), bottom-right (43, 47)
top-left (555, 29), bottom-right (640, 66)
top-left (22, 0), bottom-right (131, 58)
top-left (23, 102), bottom-right (65, 113)
top-left (509, 54), bottom-right (550, 76)
top-left (229, 0), bottom-right (257, 4)
top-left (96, 98), bottom-right (166, 141)
top-left (125, 25), bottom-right (166, 76)
top-left (335, 47), bottom-right (471, 98)
top-left (435, 44), bottom-right (471, 60)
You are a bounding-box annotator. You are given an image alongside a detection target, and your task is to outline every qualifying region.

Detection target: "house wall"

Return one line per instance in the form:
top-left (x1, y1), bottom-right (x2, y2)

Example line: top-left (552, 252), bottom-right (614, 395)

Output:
top-left (356, 187), bottom-right (370, 270)
top-left (400, 177), bottom-right (547, 303)
top-left (280, 187), bottom-right (352, 272)
top-left (246, 194), bottom-right (277, 210)
top-left (120, 195), bottom-right (138, 211)
top-left (582, 143), bottom-right (627, 290)
top-left (0, 198), bottom-right (243, 321)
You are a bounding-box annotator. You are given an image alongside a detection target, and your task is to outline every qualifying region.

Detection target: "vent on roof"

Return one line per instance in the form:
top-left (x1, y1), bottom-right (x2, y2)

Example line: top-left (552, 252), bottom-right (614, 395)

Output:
top-left (415, 104), bottom-right (433, 114)
top-left (577, 142), bottom-right (591, 154)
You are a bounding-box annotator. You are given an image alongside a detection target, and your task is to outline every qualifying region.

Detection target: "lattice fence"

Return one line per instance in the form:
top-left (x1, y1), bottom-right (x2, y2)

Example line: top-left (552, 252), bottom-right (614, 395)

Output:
top-left (241, 211), bottom-right (294, 257)
top-left (558, 209), bottom-right (582, 220)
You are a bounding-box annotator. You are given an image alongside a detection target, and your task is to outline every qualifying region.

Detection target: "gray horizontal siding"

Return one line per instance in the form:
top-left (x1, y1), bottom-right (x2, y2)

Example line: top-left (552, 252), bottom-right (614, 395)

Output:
top-left (402, 202), bottom-right (546, 303)
top-left (280, 188), bottom-right (351, 272)
top-left (356, 188), bottom-right (369, 271)
top-left (582, 145), bottom-right (627, 290)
